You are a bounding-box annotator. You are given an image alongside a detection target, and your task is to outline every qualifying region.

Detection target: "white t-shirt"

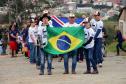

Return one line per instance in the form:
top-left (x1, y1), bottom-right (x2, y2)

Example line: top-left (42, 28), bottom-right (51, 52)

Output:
top-left (90, 18), bottom-right (97, 32)
top-left (64, 22), bottom-right (79, 27)
top-left (28, 26), bottom-right (37, 43)
top-left (84, 28), bottom-right (95, 49)
top-left (17, 36), bottom-right (22, 43)
top-left (34, 25), bottom-right (38, 38)
top-left (38, 25), bottom-right (48, 48)
top-left (95, 20), bottom-right (103, 38)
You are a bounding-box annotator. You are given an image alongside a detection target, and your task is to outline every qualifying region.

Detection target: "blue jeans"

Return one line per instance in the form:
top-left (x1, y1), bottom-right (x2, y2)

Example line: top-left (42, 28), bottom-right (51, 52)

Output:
top-left (64, 50), bottom-right (77, 72)
top-left (0, 46), bottom-right (3, 54)
top-left (40, 49), bottom-right (52, 72)
top-left (77, 47), bottom-right (84, 61)
top-left (35, 46), bottom-right (41, 66)
top-left (84, 48), bottom-right (97, 71)
top-left (2, 45), bottom-right (7, 54)
top-left (94, 38), bottom-right (103, 64)
top-left (29, 42), bottom-right (36, 63)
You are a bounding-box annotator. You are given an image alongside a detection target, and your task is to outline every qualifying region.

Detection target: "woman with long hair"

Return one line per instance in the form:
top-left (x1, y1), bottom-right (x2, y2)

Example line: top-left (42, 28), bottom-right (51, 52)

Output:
top-left (9, 22), bottom-right (18, 57)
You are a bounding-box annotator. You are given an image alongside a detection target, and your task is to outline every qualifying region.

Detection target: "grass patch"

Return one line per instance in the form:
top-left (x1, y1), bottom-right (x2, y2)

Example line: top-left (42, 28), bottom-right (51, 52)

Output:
top-left (104, 20), bottom-right (117, 45)
top-left (107, 42), bottom-right (117, 52)
top-left (107, 41), bottom-right (126, 52)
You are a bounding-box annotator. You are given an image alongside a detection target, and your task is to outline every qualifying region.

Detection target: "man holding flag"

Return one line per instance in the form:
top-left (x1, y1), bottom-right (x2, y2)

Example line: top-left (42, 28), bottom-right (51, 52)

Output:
top-left (44, 13), bottom-right (85, 75)
top-left (38, 14), bottom-right (53, 75)
top-left (63, 13), bottom-right (80, 74)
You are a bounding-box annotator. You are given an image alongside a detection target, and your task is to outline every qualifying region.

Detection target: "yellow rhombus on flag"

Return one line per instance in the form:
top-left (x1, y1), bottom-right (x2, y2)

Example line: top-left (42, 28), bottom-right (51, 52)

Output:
top-left (44, 26), bottom-right (85, 55)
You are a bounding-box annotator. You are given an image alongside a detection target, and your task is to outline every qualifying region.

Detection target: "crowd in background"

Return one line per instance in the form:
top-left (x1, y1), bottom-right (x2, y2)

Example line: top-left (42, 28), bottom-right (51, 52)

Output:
top-left (0, 9), bottom-right (126, 76)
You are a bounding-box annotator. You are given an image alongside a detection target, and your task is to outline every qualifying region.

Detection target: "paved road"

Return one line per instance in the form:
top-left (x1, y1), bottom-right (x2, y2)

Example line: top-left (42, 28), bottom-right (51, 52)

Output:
top-left (0, 54), bottom-right (126, 84)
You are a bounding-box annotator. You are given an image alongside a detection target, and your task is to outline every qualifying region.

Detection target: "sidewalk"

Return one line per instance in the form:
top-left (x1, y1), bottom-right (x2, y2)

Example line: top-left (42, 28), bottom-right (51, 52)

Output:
top-left (0, 54), bottom-right (126, 84)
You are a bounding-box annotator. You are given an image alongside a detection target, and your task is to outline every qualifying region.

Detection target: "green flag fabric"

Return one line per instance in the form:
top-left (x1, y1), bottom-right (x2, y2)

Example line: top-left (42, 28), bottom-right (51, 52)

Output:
top-left (44, 27), bottom-right (85, 55)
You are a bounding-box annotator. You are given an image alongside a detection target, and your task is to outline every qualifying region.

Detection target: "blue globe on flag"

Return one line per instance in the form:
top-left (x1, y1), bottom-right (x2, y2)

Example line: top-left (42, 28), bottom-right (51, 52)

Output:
top-left (57, 35), bottom-right (71, 50)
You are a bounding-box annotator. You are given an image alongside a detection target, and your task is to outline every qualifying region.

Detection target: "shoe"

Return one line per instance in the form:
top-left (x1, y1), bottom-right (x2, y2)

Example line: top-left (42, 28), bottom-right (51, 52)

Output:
top-left (58, 60), bottom-right (61, 62)
top-left (52, 67), bottom-right (55, 69)
top-left (30, 62), bottom-right (35, 64)
top-left (78, 60), bottom-right (83, 63)
top-left (72, 71), bottom-right (76, 74)
top-left (47, 67), bottom-right (55, 69)
top-left (63, 71), bottom-right (69, 74)
top-left (58, 59), bottom-right (62, 62)
top-left (98, 63), bottom-right (103, 68)
top-left (103, 55), bottom-right (106, 57)
top-left (39, 71), bottom-right (44, 75)
top-left (91, 70), bottom-right (99, 74)
top-left (11, 56), bottom-right (17, 58)
top-left (48, 71), bottom-right (52, 75)
top-left (16, 54), bottom-right (18, 57)
top-left (1, 53), bottom-right (7, 55)
top-left (83, 71), bottom-right (91, 74)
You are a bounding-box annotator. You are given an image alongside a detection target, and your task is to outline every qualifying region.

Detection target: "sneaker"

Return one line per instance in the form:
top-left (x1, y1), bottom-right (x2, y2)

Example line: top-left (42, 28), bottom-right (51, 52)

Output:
top-left (72, 71), bottom-right (76, 74)
top-left (39, 71), bottom-right (44, 75)
top-left (63, 71), bottom-right (69, 74)
top-left (58, 60), bottom-right (61, 62)
top-left (48, 71), bottom-right (52, 75)
top-left (52, 67), bottom-right (55, 69)
top-left (78, 60), bottom-right (83, 63)
top-left (98, 63), bottom-right (103, 68)
top-left (16, 54), bottom-right (18, 57)
top-left (30, 62), bottom-right (36, 64)
top-left (47, 67), bottom-right (55, 69)
top-left (11, 56), bottom-right (17, 58)
top-left (83, 71), bottom-right (91, 74)
top-left (91, 70), bottom-right (99, 74)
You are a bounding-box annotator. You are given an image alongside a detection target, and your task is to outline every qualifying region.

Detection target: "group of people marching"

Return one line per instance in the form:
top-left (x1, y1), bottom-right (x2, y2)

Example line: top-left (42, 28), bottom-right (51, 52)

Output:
top-left (9, 10), bottom-right (105, 75)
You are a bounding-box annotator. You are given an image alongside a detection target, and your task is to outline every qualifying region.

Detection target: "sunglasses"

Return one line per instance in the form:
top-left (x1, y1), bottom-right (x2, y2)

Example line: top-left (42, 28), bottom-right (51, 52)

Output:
top-left (70, 17), bottom-right (75, 18)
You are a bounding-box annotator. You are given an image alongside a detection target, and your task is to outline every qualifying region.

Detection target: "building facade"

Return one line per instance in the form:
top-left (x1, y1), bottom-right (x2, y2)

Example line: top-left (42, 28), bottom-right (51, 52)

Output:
top-left (119, 7), bottom-right (126, 36)
top-left (120, 0), bottom-right (126, 6)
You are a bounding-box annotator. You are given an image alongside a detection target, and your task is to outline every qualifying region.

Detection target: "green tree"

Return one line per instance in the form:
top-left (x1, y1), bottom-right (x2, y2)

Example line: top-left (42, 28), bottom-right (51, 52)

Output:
top-left (0, 0), bottom-right (8, 6)
top-left (10, 0), bottom-right (24, 15)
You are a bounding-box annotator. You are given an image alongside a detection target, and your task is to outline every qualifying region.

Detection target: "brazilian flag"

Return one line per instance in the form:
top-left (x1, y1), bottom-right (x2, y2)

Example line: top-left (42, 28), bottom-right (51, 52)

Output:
top-left (44, 27), bottom-right (85, 55)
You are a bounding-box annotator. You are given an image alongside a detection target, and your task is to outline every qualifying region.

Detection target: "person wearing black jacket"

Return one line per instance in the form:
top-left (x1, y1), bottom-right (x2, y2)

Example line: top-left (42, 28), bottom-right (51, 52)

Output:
top-left (115, 30), bottom-right (126, 56)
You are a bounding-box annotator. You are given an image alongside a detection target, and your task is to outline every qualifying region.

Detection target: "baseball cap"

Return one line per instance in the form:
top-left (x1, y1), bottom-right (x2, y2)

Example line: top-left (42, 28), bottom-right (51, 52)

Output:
top-left (94, 11), bottom-right (100, 16)
top-left (41, 14), bottom-right (51, 21)
top-left (43, 10), bottom-right (49, 14)
top-left (69, 13), bottom-right (75, 18)
top-left (30, 19), bottom-right (35, 23)
top-left (83, 17), bottom-right (89, 23)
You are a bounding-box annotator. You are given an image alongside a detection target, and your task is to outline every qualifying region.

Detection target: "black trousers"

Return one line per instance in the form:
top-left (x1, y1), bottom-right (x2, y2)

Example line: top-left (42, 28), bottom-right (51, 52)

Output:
top-left (116, 42), bottom-right (126, 55)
